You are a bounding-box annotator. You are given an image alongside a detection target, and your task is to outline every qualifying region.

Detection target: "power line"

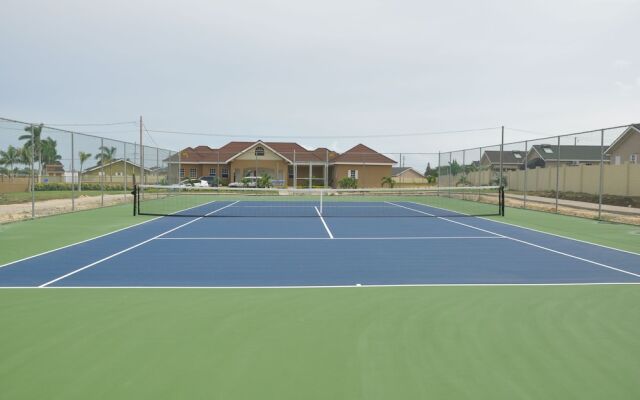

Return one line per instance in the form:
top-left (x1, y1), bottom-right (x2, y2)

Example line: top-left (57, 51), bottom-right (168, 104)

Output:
top-left (144, 126), bottom-right (501, 139)
top-left (43, 121), bottom-right (138, 127)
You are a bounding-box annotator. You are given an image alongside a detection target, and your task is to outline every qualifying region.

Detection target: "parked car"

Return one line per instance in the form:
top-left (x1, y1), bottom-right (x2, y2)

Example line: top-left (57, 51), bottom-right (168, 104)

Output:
top-left (229, 176), bottom-right (258, 188)
top-left (179, 178), bottom-right (208, 187)
top-left (199, 176), bottom-right (220, 187)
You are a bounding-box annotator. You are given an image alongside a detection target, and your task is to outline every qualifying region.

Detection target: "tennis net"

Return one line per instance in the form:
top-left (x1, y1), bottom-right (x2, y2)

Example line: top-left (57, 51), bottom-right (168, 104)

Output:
top-left (134, 185), bottom-right (504, 217)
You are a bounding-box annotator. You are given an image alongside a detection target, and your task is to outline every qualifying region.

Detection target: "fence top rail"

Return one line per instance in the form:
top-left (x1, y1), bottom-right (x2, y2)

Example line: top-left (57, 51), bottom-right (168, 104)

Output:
top-left (0, 116), bottom-right (175, 154)
top-left (439, 123), bottom-right (637, 154)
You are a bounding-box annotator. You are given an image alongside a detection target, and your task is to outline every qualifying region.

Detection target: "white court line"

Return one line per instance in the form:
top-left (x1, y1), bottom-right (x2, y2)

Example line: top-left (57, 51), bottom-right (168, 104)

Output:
top-left (385, 202), bottom-right (640, 279)
top-left (38, 201), bottom-right (240, 288)
top-left (0, 199), bottom-right (225, 270)
top-left (155, 236), bottom-right (503, 240)
top-left (405, 200), bottom-right (640, 257)
top-left (315, 206), bottom-right (334, 239)
top-left (2, 282), bottom-right (640, 289)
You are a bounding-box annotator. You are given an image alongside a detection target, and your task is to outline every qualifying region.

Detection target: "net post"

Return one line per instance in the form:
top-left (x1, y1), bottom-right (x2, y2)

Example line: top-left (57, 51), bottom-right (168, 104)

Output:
top-left (71, 131), bottom-right (75, 211)
top-left (320, 189), bottom-right (323, 215)
top-left (132, 184), bottom-right (137, 216)
top-left (100, 137), bottom-right (104, 207)
top-left (555, 135), bottom-right (560, 213)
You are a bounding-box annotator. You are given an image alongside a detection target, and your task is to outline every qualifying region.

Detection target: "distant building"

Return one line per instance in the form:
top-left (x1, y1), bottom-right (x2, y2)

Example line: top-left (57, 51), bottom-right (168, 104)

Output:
top-left (391, 167), bottom-right (428, 184)
top-left (525, 145), bottom-right (608, 168)
top-left (480, 150), bottom-right (526, 171)
top-left (606, 124), bottom-right (640, 165)
top-left (168, 141), bottom-right (396, 188)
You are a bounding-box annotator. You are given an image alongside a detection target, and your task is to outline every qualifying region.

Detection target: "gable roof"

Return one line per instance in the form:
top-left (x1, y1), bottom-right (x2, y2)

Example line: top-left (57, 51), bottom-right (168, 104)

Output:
top-left (168, 141), bottom-right (327, 164)
top-left (529, 145), bottom-right (606, 161)
top-left (605, 124), bottom-right (640, 155)
top-left (482, 150), bottom-right (526, 165)
top-left (84, 158), bottom-right (151, 173)
top-left (330, 144), bottom-right (396, 165)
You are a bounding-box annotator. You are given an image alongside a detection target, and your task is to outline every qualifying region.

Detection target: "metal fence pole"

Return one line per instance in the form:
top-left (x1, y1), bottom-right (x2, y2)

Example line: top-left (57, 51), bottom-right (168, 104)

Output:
top-left (293, 150), bottom-right (297, 188)
top-left (437, 151), bottom-right (440, 194)
top-left (598, 129), bottom-right (605, 220)
top-left (71, 132), bottom-right (75, 211)
top-left (325, 149), bottom-right (329, 188)
top-left (156, 147), bottom-right (160, 184)
top-left (555, 135), bottom-right (560, 213)
top-left (499, 126), bottom-right (504, 187)
top-left (523, 140), bottom-right (528, 208)
top-left (478, 147), bottom-right (482, 185)
top-left (124, 142), bottom-right (128, 198)
top-left (100, 137), bottom-right (105, 207)
top-left (30, 125), bottom-right (35, 218)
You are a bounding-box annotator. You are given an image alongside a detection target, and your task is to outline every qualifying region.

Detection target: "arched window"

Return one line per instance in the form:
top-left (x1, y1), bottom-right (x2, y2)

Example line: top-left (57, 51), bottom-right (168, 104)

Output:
top-left (255, 146), bottom-right (265, 156)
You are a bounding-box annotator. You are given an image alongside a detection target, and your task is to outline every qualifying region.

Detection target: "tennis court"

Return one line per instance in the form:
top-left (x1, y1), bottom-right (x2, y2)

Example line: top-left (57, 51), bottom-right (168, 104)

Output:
top-left (1, 187), bottom-right (639, 288)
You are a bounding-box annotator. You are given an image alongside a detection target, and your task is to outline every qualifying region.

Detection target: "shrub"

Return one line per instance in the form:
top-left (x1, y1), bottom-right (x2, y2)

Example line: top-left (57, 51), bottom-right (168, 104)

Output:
top-left (338, 177), bottom-right (358, 189)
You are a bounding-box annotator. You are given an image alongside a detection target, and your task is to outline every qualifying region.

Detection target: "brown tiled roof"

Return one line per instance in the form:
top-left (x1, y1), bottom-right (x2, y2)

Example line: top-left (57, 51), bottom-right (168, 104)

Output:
top-left (171, 141), bottom-right (395, 165)
top-left (330, 144), bottom-right (396, 164)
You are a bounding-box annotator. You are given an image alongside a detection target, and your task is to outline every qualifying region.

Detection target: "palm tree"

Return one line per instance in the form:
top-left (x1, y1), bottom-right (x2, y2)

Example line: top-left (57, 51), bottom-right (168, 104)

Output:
top-left (0, 145), bottom-right (21, 179)
top-left (78, 151), bottom-right (92, 192)
top-left (95, 146), bottom-right (117, 182)
top-left (40, 137), bottom-right (62, 175)
top-left (381, 176), bottom-right (395, 188)
top-left (18, 124), bottom-right (44, 178)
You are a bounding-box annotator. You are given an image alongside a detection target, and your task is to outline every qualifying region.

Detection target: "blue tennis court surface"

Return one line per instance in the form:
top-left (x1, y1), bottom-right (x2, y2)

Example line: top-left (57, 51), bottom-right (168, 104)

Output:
top-left (1, 200), bottom-right (639, 287)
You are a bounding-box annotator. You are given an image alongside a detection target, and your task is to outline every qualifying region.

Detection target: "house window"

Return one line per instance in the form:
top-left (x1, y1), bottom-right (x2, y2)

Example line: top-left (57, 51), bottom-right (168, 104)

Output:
top-left (255, 146), bottom-right (265, 156)
top-left (614, 155), bottom-right (621, 165)
top-left (221, 167), bottom-right (229, 178)
top-left (179, 168), bottom-right (185, 178)
top-left (631, 154), bottom-right (638, 164)
top-left (189, 168), bottom-right (197, 178)
top-left (513, 152), bottom-right (522, 159)
top-left (288, 166), bottom-right (294, 179)
top-left (543, 147), bottom-right (554, 154)
top-left (209, 168), bottom-right (216, 176)
top-left (348, 169), bottom-right (358, 179)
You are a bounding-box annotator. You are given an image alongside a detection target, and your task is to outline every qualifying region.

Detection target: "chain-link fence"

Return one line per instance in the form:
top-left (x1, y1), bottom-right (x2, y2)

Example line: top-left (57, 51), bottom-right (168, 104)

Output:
top-left (0, 117), bottom-right (178, 223)
top-left (439, 124), bottom-right (640, 225)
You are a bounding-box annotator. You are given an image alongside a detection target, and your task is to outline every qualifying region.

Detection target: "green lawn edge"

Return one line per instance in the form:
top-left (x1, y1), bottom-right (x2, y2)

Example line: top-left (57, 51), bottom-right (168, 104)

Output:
top-left (1, 287), bottom-right (638, 400)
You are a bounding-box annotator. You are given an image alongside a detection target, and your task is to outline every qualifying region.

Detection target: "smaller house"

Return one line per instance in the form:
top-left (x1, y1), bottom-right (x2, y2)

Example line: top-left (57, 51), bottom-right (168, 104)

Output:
top-left (330, 144), bottom-right (396, 187)
top-left (391, 167), bottom-right (427, 184)
top-left (526, 145), bottom-right (607, 169)
top-left (605, 124), bottom-right (640, 165)
top-left (82, 159), bottom-right (152, 181)
top-left (44, 161), bottom-right (65, 177)
top-left (480, 150), bottom-right (526, 171)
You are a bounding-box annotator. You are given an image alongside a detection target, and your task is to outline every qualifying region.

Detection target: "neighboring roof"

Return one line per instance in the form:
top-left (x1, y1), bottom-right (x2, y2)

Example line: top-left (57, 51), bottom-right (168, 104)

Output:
top-left (45, 161), bottom-right (65, 173)
top-left (529, 145), bottom-right (607, 161)
top-left (391, 167), bottom-right (411, 176)
top-left (330, 144), bottom-right (396, 165)
top-left (605, 124), bottom-right (640, 155)
top-left (482, 150), bottom-right (526, 164)
top-left (84, 158), bottom-right (150, 173)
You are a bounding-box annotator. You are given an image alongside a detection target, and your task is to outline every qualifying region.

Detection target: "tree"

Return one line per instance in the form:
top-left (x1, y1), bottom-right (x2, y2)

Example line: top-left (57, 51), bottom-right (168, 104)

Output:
top-left (95, 146), bottom-right (117, 182)
top-left (424, 162), bottom-right (433, 177)
top-left (40, 137), bottom-right (62, 173)
top-left (449, 160), bottom-right (463, 176)
top-left (380, 176), bottom-right (395, 188)
top-left (19, 124), bottom-right (44, 178)
top-left (78, 151), bottom-right (92, 192)
top-left (0, 145), bottom-right (21, 179)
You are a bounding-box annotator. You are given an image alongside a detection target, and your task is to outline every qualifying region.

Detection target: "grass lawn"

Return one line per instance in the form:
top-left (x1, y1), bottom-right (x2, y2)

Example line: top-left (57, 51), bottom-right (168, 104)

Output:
top-left (1, 287), bottom-right (638, 399)
top-left (0, 190), bottom-right (109, 205)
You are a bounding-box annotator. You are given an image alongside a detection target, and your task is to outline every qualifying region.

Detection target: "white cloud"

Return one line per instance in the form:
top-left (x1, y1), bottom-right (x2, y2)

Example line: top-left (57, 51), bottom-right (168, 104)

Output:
top-left (615, 81), bottom-right (633, 91)
top-left (636, 77), bottom-right (640, 87)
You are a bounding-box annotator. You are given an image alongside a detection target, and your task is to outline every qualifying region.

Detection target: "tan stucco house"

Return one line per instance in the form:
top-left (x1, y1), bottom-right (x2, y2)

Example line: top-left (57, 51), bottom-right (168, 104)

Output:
top-left (168, 141), bottom-right (396, 188)
top-left (606, 124), bottom-right (640, 165)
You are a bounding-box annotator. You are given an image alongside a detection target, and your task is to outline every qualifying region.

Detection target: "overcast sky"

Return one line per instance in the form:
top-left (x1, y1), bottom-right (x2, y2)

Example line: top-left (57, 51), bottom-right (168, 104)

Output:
top-left (1, 0), bottom-right (639, 155)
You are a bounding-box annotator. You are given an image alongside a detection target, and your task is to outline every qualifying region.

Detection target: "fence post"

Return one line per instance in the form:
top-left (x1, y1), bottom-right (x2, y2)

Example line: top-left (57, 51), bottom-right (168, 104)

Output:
top-left (30, 125), bottom-right (35, 219)
top-left (523, 140), bottom-right (528, 208)
top-left (437, 151), bottom-right (440, 194)
top-left (598, 129), bottom-right (604, 220)
top-left (71, 132), bottom-right (75, 211)
top-left (293, 150), bottom-right (297, 188)
top-left (499, 126), bottom-right (504, 187)
top-left (100, 137), bottom-right (105, 207)
top-left (555, 135), bottom-right (560, 213)
top-left (124, 142), bottom-right (127, 198)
